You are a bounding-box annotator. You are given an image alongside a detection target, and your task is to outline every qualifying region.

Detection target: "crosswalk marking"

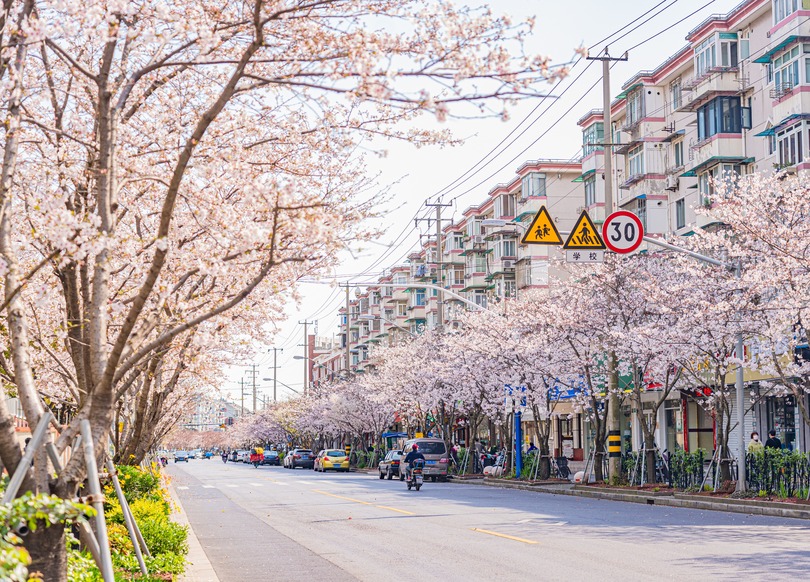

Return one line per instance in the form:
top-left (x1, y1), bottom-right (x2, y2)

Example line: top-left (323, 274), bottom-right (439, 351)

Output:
top-left (202, 485), bottom-right (216, 489)
top-left (249, 483), bottom-right (264, 487)
top-left (177, 486), bottom-right (189, 490)
top-left (296, 480), bottom-right (314, 485)
top-left (225, 484), bottom-right (239, 488)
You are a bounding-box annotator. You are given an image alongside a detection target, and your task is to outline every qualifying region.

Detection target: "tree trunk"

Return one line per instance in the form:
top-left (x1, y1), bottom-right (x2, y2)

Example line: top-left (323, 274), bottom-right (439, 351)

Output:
top-left (26, 522), bottom-right (67, 582)
top-left (645, 434), bottom-right (657, 484)
top-left (593, 413), bottom-right (606, 482)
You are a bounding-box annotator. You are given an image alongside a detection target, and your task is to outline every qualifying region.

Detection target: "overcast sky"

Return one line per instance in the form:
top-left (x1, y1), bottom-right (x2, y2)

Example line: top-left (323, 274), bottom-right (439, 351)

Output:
top-left (223, 0), bottom-right (742, 405)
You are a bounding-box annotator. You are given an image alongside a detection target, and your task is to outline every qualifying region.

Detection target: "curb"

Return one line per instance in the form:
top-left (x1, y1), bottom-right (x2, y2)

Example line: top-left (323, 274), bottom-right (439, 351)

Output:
top-left (452, 478), bottom-right (810, 520)
top-left (163, 476), bottom-right (220, 582)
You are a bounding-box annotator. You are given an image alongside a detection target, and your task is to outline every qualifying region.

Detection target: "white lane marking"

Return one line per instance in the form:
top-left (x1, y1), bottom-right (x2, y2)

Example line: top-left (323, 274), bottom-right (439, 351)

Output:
top-left (177, 486), bottom-right (189, 490)
top-left (296, 480), bottom-right (314, 485)
top-left (225, 484), bottom-right (239, 488)
top-left (249, 483), bottom-right (264, 487)
top-left (202, 485), bottom-right (216, 489)
top-left (273, 482), bottom-right (288, 486)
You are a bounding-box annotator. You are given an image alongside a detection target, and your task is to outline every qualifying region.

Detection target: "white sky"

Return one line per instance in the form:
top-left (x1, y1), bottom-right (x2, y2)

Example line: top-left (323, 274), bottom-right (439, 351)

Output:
top-left (223, 0), bottom-right (743, 405)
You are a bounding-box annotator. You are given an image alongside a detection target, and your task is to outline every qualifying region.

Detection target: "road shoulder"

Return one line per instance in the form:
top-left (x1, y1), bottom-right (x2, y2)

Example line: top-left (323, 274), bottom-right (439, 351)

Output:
top-left (164, 473), bottom-right (220, 582)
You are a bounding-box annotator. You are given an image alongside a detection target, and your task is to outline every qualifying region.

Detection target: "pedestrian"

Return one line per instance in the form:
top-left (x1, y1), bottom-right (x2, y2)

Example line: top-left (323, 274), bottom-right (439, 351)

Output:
top-left (473, 439), bottom-right (484, 473)
top-left (527, 442), bottom-right (538, 454)
top-left (450, 444), bottom-right (460, 468)
top-left (764, 430), bottom-right (782, 450)
top-left (747, 432), bottom-right (764, 454)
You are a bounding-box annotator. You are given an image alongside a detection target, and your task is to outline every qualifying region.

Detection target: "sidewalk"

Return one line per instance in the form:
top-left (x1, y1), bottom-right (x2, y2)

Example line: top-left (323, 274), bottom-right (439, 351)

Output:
top-left (453, 477), bottom-right (810, 520)
top-left (164, 476), bottom-right (220, 582)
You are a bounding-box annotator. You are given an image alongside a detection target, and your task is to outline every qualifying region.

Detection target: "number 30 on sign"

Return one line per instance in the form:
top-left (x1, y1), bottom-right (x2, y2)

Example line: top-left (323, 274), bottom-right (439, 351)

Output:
top-left (602, 211), bottom-right (644, 254)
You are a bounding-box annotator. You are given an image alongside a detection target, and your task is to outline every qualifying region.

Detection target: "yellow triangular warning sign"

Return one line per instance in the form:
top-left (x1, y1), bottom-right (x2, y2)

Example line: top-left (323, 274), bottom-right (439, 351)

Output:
top-left (521, 206), bottom-right (563, 245)
top-left (563, 210), bottom-right (606, 250)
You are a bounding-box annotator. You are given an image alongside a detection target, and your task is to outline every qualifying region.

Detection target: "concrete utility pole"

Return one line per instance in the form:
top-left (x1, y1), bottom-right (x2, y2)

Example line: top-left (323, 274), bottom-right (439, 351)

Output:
top-left (587, 47), bottom-right (628, 482)
top-left (245, 364), bottom-right (260, 413)
top-left (420, 201), bottom-right (452, 330)
top-left (299, 319), bottom-right (314, 394)
top-left (269, 347), bottom-right (283, 403)
top-left (343, 283), bottom-right (351, 375)
top-left (240, 378), bottom-right (245, 416)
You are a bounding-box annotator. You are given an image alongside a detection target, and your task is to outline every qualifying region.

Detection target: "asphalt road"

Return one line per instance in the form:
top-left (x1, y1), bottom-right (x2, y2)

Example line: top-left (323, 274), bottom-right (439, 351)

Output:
top-left (168, 459), bottom-right (810, 581)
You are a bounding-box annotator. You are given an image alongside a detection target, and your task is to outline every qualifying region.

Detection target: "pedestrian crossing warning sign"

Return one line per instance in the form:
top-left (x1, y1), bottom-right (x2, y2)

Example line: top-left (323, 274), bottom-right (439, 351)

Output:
top-left (563, 210), bottom-right (606, 250)
top-left (521, 206), bottom-right (563, 245)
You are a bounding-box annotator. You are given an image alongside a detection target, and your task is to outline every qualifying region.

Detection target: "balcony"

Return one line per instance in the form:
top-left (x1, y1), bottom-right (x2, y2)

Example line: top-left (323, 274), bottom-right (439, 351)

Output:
top-left (684, 134), bottom-right (745, 174)
top-left (677, 68), bottom-right (740, 112)
top-left (770, 81), bottom-right (794, 100)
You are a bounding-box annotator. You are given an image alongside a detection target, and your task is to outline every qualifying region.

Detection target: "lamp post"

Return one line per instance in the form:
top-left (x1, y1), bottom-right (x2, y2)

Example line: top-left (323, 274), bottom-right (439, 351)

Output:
top-left (262, 377), bottom-right (301, 396)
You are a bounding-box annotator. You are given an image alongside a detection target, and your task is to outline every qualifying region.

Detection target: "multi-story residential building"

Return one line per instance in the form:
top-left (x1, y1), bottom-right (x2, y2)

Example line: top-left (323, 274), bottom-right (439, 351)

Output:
top-left (315, 0), bottom-right (810, 459)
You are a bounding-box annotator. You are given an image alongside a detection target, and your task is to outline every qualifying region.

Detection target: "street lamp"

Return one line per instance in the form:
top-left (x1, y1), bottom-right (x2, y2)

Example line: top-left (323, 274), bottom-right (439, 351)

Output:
top-left (262, 377), bottom-right (301, 396)
top-left (481, 218), bottom-right (527, 231)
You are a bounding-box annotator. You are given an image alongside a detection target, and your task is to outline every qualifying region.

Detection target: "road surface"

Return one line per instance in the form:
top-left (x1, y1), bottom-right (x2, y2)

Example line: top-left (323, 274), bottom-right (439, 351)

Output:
top-left (168, 459), bottom-right (810, 581)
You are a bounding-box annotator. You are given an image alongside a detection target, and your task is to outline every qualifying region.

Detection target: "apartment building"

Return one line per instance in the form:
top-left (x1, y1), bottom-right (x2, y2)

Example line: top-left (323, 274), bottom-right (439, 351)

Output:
top-left (312, 0), bottom-right (810, 457)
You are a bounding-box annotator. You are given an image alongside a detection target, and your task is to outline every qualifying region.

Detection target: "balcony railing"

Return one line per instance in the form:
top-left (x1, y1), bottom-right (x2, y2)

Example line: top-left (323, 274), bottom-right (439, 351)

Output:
top-left (770, 82), bottom-right (794, 99)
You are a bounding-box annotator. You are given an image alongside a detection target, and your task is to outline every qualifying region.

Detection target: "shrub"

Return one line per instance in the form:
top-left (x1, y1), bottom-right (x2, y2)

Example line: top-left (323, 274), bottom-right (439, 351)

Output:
top-left (139, 518), bottom-right (188, 556)
top-left (130, 497), bottom-right (170, 523)
top-left (115, 465), bottom-right (161, 503)
top-left (107, 522), bottom-right (134, 554)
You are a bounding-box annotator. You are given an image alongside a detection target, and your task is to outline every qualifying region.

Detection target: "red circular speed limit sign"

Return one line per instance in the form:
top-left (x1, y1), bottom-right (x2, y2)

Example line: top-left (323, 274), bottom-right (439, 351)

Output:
top-left (602, 211), bottom-right (644, 254)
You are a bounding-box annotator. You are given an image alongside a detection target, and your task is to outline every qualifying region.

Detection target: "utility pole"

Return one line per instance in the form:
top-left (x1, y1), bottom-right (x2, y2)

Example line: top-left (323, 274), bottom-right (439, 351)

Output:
top-left (269, 347), bottom-right (283, 403)
top-left (239, 378), bottom-right (245, 416)
top-left (343, 284), bottom-right (351, 375)
top-left (299, 319), bottom-right (314, 394)
top-left (245, 365), bottom-right (260, 413)
top-left (587, 47), bottom-right (628, 482)
top-left (420, 201), bottom-right (452, 331)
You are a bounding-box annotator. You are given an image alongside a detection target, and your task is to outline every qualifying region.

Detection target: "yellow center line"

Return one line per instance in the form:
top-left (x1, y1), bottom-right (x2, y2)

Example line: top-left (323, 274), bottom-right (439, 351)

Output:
top-left (312, 489), bottom-right (373, 505)
top-left (375, 505), bottom-right (416, 516)
top-left (471, 528), bottom-right (538, 545)
top-left (312, 490), bottom-right (415, 515)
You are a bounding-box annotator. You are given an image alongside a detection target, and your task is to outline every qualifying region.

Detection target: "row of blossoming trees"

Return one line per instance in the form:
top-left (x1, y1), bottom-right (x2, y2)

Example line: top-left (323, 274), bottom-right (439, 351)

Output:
top-left (0, 0), bottom-right (575, 577)
top-left (230, 171), bottom-right (810, 486)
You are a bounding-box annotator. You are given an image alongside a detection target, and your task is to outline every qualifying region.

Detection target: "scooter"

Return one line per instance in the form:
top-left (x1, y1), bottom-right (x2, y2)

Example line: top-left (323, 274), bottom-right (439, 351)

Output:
top-left (406, 459), bottom-right (424, 491)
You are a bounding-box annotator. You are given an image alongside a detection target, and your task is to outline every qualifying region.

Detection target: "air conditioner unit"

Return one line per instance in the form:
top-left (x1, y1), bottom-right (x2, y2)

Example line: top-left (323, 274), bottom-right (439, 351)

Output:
top-left (665, 175), bottom-right (679, 190)
top-left (464, 273), bottom-right (472, 280)
top-left (428, 267), bottom-right (437, 276)
top-left (502, 260), bottom-right (515, 269)
top-left (473, 235), bottom-right (485, 244)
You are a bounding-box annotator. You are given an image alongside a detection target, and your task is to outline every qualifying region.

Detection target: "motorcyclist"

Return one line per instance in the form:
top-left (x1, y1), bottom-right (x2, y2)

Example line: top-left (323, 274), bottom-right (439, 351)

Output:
top-left (221, 451), bottom-right (228, 463)
top-left (403, 444), bottom-right (425, 480)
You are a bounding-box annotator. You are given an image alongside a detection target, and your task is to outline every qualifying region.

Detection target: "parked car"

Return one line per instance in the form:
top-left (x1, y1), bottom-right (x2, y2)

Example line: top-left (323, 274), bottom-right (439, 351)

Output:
top-left (378, 450), bottom-right (403, 479)
top-left (174, 450), bottom-right (190, 463)
top-left (236, 450), bottom-right (250, 463)
top-left (204, 451), bottom-right (213, 459)
top-left (401, 438), bottom-right (448, 482)
top-left (260, 450), bottom-right (281, 466)
top-left (284, 448), bottom-right (315, 469)
top-left (192, 449), bottom-right (204, 459)
top-left (314, 449), bottom-right (349, 472)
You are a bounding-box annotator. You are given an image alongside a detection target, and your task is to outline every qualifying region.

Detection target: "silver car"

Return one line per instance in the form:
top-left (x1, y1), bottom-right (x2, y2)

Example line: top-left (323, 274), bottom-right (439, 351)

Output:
top-left (402, 438), bottom-right (448, 482)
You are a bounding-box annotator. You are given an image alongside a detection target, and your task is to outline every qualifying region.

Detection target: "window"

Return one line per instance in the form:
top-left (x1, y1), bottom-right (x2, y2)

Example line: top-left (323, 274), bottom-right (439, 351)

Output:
top-left (719, 36), bottom-right (738, 68)
top-left (636, 199), bottom-right (647, 230)
top-left (582, 123), bottom-right (604, 156)
top-left (396, 303), bottom-right (407, 317)
top-left (393, 273), bottom-right (407, 285)
top-left (452, 268), bottom-right (465, 286)
top-left (499, 239), bottom-right (516, 258)
top-left (472, 290), bottom-right (487, 308)
top-left (697, 96), bottom-right (741, 141)
top-left (698, 164), bottom-right (741, 201)
top-left (584, 175), bottom-right (597, 207)
top-left (676, 199), bottom-right (686, 229)
top-left (497, 193), bottom-right (516, 218)
top-left (370, 292), bottom-right (380, 305)
top-left (673, 140), bottom-right (684, 168)
top-left (626, 88), bottom-right (644, 127)
top-left (694, 36), bottom-right (716, 77)
top-left (773, 0), bottom-right (800, 24)
top-left (521, 173), bottom-right (546, 198)
top-left (772, 45), bottom-right (800, 92)
top-left (628, 145), bottom-right (644, 177)
top-left (475, 255), bottom-right (487, 272)
top-left (466, 219), bottom-right (482, 237)
top-left (414, 289), bottom-right (426, 307)
top-left (382, 285), bottom-right (392, 298)
top-left (452, 233), bottom-right (464, 250)
top-left (671, 79), bottom-right (682, 111)
top-left (777, 123), bottom-right (803, 167)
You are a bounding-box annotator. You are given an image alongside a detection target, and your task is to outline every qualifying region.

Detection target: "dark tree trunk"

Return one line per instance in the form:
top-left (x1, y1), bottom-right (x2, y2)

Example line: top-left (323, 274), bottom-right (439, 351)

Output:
top-left (645, 434), bottom-right (657, 484)
top-left (26, 522), bottom-right (67, 582)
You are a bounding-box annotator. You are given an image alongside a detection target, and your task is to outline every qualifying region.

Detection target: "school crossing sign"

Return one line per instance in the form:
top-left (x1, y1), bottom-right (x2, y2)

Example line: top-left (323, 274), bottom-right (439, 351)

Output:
top-left (521, 205), bottom-right (563, 245)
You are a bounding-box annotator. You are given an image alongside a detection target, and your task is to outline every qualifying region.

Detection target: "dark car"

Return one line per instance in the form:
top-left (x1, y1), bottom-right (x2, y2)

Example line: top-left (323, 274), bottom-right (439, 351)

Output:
top-left (260, 450), bottom-right (281, 466)
top-left (284, 448), bottom-right (315, 469)
top-left (378, 450), bottom-right (403, 480)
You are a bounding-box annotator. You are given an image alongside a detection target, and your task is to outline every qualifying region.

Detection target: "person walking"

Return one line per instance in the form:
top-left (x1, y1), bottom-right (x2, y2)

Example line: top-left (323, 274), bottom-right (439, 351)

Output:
top-left (764, 430), bottom-right (782, 450)
top-left (747, 432), bottom-right (764, 454)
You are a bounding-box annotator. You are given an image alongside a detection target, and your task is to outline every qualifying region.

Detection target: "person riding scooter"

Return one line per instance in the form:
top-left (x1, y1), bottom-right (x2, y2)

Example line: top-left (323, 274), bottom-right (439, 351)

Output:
top-left (403, 444), bottom-right (425, 480)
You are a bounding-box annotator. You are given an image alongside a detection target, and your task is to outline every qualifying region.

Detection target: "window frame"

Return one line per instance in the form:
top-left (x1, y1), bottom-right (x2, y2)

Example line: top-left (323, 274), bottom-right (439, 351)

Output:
top-left (628, 145), bottom-right (645, 178)
top-left (584, 175), bottom-right (597, 207)
top-left (697, 96), bottom-right (742, 141)
top-left (521, 173), bottom-right (547, 198)
top-left (675, 198), bottom-right (686, 230)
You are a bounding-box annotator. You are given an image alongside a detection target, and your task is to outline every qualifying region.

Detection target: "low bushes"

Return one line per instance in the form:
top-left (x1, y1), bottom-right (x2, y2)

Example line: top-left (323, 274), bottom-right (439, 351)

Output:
top-left (746, 449), bottom-right (810, 498)
top-left (70, 463), bottom-right (188, 580)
